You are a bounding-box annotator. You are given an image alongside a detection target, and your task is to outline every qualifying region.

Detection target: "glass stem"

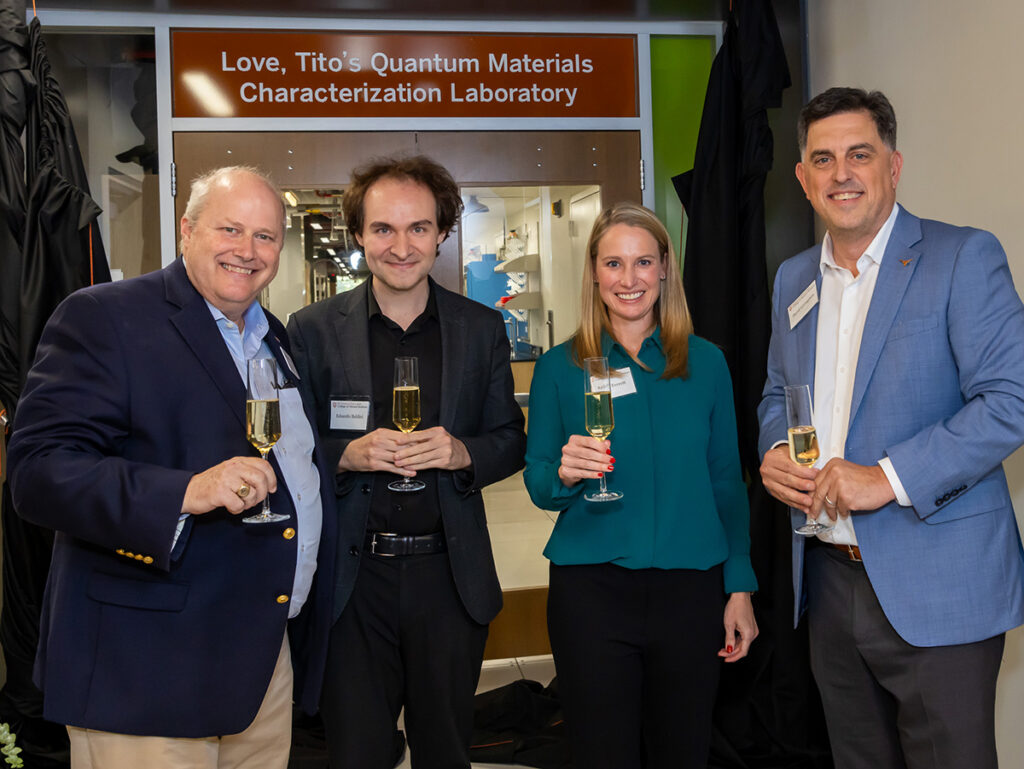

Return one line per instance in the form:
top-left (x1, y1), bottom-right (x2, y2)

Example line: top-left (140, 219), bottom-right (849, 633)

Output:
top-left (260, 448), bottom-right (271, 513)
top-left (599, 473), bottom-right (609, 495)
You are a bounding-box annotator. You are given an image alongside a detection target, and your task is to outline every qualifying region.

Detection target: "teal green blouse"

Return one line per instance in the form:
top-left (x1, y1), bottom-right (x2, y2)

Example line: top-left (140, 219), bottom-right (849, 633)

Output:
top-left (523, 330), bottom-right (757, 594)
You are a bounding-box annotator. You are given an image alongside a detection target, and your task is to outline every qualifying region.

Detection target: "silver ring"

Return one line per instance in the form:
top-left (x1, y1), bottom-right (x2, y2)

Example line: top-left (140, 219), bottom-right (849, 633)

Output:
top-left (825, 495), bottom-right (836, 506)
top-left (236, 484), bottom-right (251, 499)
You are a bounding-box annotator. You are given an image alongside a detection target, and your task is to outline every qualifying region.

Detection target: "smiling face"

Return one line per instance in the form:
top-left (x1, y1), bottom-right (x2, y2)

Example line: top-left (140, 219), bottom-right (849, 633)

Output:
top-left (594, 223), bottom-right (667, 337)
top-left (356, 177), bottom-right (445, 302)
top-left (180, 171), bottom-right (283, 324)
top-left (795, 109), bottom-right (903, 265)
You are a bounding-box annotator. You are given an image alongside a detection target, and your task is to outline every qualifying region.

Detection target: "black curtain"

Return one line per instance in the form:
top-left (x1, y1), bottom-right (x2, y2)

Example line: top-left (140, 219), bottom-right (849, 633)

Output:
top-left (0, 0), bottom-right (30, 419)
top-left (21, 16), bottom-right (109, 381)
top-left (674, 2), bottom-right (832, 767)
top-left (0, 9), bottom-right (108, 767)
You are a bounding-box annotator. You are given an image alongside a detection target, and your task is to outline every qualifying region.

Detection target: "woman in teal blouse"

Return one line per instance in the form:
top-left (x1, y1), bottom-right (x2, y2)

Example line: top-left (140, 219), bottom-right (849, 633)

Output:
top-left (524, 203), bottom-right (758, 769)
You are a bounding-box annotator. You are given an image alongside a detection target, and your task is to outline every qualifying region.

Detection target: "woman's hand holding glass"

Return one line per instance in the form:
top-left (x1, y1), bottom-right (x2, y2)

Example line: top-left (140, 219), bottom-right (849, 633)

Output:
top-left (557, 434), bottom-right (615, 487)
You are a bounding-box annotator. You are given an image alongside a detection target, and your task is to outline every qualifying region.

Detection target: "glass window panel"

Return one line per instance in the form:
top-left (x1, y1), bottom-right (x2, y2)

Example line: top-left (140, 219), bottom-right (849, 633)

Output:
top-left (459, 184), bottom-right (599, 358)
top-left (42, 31), bottom-right (159, 280)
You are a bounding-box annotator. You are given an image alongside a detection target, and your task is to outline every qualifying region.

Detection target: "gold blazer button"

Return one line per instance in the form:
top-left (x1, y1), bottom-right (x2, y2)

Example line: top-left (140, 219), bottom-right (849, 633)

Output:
top-left (282, 528), bottom-right (296, 540)
top-left (276, 595), bottom-right (290, 604)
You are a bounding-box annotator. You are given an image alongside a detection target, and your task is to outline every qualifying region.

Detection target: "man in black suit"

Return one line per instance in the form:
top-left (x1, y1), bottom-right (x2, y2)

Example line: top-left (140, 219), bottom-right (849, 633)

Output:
top-left (287, 155), bottom-right (526, 769)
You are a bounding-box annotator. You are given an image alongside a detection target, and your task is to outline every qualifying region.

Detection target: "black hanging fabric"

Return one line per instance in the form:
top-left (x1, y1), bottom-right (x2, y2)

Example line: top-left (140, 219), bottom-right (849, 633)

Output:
top-left (0, 0), bottom-right (32, 421)
top-left (20, 15), bottom-right (109, 388)
top-left (675, 2), bottom-right (832, 767)
top-left (0, 7), bottom-right (108, 766)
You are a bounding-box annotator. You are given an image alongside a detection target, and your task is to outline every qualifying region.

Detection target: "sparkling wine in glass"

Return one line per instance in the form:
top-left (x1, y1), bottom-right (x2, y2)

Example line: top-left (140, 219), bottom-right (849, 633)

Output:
top-left (583, 357), bottom-right (623, 503)
top-left (388, 356), bottom-right (426, 492)
top-left (245, 358), bottom-right (289, 524)
top-left (784, 384), bottom-right (830, 536)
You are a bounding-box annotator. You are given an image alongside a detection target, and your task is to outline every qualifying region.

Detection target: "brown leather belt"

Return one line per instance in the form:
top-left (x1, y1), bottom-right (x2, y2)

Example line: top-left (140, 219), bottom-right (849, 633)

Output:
top-left (365, 531), bottom-right (447, 557)
top-left (828, 543), bottom-right (862, 562)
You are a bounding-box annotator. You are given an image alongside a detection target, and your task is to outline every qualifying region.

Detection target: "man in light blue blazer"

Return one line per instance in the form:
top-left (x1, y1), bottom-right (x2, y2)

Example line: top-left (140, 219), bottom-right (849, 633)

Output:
top-left (758, 88), bottom-right (1024, 769)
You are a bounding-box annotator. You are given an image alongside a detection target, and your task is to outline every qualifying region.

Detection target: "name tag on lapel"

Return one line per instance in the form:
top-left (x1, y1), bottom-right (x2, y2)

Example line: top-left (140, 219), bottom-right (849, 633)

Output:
top-left (276, 347), bottom-right (300, 382)
top-left (330, 397), bottom-right (370, 431)
top-left (788, 281), bottom-right (818, 330)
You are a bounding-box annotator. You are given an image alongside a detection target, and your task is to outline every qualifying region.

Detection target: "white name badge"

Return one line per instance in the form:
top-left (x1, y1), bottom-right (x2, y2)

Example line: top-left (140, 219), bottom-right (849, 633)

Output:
top-left (276, 347), bottom-right (300, 381)
top-left (788, 280), bottom-right (818, 330)
top-left (608, 368), bottom-right (636, 398)
top-left (330, 398), bottom-right (370, 431)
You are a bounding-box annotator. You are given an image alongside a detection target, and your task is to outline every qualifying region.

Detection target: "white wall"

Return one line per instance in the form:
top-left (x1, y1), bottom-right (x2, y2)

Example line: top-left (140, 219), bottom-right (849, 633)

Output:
top-left (540, 185), bottom-right (593, 348)
top-left (806, 2), bottom-right (1024, 763)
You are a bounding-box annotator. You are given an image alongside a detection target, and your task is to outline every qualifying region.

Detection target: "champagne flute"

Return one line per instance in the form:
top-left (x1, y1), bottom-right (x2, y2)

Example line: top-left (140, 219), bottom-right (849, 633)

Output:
top-left (785, 384), bottom-right (830, 536)
top-left (583, 357), bottom-right (623, 502)
top-left (388, 356), bottom-right (426, 492)
top-left (245, 358), bottom-right (289, 524)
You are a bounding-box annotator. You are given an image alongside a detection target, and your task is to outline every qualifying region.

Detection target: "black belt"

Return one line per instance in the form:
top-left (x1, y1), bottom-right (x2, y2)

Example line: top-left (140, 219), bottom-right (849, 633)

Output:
top-left (365, 531), bottom-right (447, 557)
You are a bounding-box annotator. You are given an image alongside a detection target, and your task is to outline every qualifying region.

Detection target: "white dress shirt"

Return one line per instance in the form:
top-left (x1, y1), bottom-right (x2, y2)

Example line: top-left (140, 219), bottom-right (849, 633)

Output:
top-left (810, 203), bottom-right (910, 544)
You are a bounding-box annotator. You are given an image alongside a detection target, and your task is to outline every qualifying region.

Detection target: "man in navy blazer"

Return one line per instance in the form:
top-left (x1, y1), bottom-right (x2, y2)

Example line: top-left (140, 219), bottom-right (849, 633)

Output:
top-left (288, 155), bottom-right (526, 769)
top-left (8, 167), bottom-right (335, 768)
top-left (758, 88), bottom-right (1024, 769)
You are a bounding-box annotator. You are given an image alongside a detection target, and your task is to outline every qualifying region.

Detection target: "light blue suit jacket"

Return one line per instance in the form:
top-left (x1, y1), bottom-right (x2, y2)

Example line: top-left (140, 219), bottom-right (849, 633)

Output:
top-left (758, 208), bottom-right (1024, 647)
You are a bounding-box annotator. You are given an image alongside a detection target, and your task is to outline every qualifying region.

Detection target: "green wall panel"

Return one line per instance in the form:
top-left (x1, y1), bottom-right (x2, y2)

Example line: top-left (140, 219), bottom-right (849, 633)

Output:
top-left (650, 34), bottom-right (716, 266)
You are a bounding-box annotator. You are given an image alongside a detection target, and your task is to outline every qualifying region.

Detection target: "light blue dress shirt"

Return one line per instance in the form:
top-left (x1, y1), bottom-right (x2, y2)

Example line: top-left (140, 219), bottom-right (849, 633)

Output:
top-left (206, 300), bottom-right (323, 618)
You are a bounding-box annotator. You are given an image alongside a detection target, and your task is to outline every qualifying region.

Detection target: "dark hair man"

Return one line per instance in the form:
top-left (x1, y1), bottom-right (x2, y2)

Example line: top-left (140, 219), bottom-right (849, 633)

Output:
top-left (8, 167), bottom-right (336, 768)
top-left (287, 154), bottom-right (526, 768)
top-left (758, 87), bottom-right (1024, 769)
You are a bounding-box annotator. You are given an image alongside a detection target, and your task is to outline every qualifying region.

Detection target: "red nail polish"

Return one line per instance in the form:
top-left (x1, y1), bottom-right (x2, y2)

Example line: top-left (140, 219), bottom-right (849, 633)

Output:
top-left (606, 449), bottom-right (612, 455)
top-left (598, 472), bottom-right (604, 477)
top-left (726, 645), bottom-right (733, 653)
top-left (610, 457), bottom-right (615, 463)
top-left (607, 465), bottom-right (613, 471)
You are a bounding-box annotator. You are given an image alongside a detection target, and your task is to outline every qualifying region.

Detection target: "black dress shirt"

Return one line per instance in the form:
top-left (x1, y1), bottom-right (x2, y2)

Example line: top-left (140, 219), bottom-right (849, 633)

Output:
top-left (366, 285), bottom-right (444, 535)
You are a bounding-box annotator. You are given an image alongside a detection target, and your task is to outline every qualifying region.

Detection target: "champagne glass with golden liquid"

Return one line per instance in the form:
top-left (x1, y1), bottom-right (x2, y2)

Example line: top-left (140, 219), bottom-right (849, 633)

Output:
top-left (388, 356), bottom-right (426, 492)
top-left (785, 384), bottom-right (831, 536)
top-left (245, 358), bottom-right (289, 524)
top-left (583, 357), bottom-right (623, 502)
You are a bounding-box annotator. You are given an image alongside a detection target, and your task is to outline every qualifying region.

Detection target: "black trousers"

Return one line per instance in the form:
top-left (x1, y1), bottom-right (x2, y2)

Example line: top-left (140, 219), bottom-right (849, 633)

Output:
top-left (805, 544), bottom-right (1004, 769)
top-left (547, 561), bottom-right (725, 769)
top-left (319, 551), bottom-right (489, 769)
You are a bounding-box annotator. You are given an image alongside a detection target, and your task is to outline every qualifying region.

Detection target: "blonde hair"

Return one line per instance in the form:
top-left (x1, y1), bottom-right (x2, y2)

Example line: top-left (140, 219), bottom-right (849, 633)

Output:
top-left (571, 202), bottom-right (693, 380)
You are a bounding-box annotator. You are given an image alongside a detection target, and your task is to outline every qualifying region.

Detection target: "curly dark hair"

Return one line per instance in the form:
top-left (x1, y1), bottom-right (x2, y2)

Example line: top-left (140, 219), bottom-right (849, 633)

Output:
top-left (343, 155), bottom-right (463, 241)
top-left (798, 87), bottom-right (897, 154)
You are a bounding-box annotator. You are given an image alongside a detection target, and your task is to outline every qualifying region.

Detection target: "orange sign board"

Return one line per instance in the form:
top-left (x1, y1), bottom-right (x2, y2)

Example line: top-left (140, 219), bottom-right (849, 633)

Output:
top-left (171, 30), bottom-right (637, 119)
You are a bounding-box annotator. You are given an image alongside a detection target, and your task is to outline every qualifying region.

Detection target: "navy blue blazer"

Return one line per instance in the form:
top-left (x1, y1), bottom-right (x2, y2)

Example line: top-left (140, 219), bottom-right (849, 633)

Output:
top-left (8, 258), bottom-right (336, 737)
top-left (758, 209), bottom-right (1024, 647)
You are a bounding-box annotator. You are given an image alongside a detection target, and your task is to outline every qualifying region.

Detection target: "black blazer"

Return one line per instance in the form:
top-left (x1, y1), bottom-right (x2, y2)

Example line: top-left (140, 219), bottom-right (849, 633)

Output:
top-left (287, 279), bottom-right (526, 624)
top-left (8, 258), bottom-right (336, 736)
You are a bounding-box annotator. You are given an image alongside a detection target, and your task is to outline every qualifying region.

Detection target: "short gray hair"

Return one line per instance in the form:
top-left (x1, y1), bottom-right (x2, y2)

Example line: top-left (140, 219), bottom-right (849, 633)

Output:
top-left (183, 165), bottom-right (287, 232)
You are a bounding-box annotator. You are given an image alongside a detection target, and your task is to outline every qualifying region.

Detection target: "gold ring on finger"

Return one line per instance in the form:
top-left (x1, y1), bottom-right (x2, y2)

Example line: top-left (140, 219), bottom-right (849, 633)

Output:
top-left (237, 483), bottom-right (251, 499)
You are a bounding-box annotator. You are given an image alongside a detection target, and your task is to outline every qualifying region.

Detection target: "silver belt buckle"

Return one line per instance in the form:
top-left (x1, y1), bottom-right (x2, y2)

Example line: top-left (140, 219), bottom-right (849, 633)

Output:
top-left (370, 532), bottom-right (397, 557)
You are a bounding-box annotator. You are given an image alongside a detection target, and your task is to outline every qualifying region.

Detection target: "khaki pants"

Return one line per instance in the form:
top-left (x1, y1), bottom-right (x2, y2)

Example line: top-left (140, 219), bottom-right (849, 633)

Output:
top-left (68, 634), bottom-right (293, 769)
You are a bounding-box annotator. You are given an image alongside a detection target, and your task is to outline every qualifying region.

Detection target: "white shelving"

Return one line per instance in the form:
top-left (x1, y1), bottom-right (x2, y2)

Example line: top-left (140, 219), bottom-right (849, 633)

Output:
top-left (493, 253), bottom-right (541, 273)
